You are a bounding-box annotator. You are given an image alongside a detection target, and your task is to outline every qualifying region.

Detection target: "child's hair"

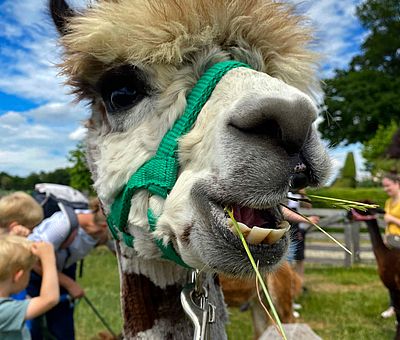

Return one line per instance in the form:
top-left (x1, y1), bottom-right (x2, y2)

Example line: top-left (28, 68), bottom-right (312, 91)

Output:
top-left (0, 234), bottom-right (36, 282)
top-left (0, 191), bottom-right (44, 230)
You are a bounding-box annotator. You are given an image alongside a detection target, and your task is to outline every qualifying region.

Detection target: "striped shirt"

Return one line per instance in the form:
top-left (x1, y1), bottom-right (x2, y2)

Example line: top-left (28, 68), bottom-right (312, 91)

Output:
top-left (28, 211), bottom-right (98, 270)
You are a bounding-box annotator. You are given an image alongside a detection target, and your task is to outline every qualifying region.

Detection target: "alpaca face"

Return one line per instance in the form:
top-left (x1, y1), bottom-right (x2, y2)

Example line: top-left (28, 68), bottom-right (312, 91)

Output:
top-left (51, 0), bottom-right (331, 276)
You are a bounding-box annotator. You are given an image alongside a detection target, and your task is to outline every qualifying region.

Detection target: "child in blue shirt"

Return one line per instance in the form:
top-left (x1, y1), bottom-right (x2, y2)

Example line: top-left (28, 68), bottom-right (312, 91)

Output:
top-left (0, 235), bottom-right (59, 339)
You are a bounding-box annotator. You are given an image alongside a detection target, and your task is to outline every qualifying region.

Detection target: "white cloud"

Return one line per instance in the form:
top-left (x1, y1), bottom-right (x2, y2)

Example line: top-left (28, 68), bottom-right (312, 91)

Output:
top-left (69, 126), bottom-right (88, 141)
top-left (0, 148), bottom-right (70, 177)
top-left (290, 0), bottom-right (365, 77)
top-left (25, 102), bottom-right (89, 126)
top-left (0, 111), bottom-right (26, 126)
top-left (0, 104), bottom-right (84, 176)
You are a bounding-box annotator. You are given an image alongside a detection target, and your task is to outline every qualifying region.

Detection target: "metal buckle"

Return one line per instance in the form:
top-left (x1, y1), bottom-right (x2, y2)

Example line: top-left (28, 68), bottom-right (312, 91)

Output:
top-left (180, 270), bottom-right (216, 340)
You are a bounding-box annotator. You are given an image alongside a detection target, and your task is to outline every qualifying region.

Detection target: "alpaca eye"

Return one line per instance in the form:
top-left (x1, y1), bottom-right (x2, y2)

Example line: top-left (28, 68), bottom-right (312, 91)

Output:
top-left (109, 86), bottom-right (141, 112)
top-left (97, 65), bottom-right (148, 114)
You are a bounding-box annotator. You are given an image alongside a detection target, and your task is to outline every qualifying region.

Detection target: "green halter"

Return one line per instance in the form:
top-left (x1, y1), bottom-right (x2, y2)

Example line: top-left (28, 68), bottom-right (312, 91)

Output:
top-left (107, 60), bottom-right (251, 268)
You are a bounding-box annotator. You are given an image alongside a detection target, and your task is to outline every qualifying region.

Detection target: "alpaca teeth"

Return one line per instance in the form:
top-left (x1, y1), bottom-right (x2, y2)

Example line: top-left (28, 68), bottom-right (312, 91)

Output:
top-left (226, 218), bottom-right (289, 245)
top-left (227, 219), bottom-right (251, 237)
top-left (278, 220), bottom-right (290, 229)
top-left (264, 227), bottom-right (289, 245)
top-left (245, 227), bottom-right (272, 245)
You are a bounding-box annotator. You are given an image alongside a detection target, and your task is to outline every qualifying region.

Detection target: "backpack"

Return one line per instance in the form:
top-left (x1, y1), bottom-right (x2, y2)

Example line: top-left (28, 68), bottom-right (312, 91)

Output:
top-left (32, 183), bottom-right (89, 249)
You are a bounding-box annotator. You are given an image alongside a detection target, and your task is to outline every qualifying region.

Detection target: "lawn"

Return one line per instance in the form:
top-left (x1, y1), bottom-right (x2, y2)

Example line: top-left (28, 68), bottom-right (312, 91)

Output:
top-left (75, 247), bottom-right (396, 339)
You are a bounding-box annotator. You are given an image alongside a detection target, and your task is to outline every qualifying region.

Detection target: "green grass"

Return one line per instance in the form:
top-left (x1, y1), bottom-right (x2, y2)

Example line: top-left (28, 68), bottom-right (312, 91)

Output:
top-left (76, 249), bottom-right (396, 339)
top-left (75, 247), bottom-right (122, 340)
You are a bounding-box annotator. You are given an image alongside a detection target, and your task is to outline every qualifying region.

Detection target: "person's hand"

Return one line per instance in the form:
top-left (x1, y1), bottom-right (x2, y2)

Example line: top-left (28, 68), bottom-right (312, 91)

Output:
top-left (66, 281), bottom-right (85, 299)
top-left (9, 224), bottom-right (31, 237)
top-left (31, 241), bottom-right (55, 259)
top-left (307, 215), bottom-right (320, 225)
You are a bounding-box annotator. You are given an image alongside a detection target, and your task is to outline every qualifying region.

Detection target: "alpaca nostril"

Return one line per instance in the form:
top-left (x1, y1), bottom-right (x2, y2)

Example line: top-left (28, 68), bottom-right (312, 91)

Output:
top-left (289, 157), bottom-right (309, 190)
top-left (289, 173), bottom-right (309, 190)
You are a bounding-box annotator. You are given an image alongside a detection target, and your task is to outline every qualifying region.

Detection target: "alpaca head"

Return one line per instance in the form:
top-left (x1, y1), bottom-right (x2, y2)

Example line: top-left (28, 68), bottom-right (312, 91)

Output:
top-left (50, 0), bottom-right (331, 277)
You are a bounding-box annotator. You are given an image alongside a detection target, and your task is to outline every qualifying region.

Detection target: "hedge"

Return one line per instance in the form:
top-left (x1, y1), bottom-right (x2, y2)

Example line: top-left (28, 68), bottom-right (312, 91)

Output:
top-left (306, 187), bottom-right (388, 209)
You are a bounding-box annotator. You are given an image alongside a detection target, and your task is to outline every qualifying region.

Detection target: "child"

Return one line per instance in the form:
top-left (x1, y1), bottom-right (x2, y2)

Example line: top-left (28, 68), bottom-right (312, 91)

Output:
top-left (0, 235), bottom-right (59, 339)
top-left (0, 192), bottom-right (44, 236)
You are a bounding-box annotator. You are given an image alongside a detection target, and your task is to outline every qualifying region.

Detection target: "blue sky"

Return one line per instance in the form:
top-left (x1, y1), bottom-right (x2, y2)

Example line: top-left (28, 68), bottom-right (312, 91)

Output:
top-left (0, 0), bottom-right (368, 183)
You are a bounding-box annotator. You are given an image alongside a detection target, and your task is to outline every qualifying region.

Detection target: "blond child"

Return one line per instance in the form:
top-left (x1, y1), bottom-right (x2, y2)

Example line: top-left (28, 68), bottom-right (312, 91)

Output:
top-left (0, 192), bottom-right (44, 236)
top-left (0, 235), bottom-right (59, 339)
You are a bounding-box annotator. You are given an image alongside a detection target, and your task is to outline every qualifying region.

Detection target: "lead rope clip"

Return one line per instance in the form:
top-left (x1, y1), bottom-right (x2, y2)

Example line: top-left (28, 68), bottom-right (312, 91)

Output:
top-left (180, 270), bottom-right (216, 340)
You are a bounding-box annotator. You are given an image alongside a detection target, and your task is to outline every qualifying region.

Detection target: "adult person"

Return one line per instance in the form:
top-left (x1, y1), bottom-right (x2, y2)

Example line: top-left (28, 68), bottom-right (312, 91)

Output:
top-left (27, 198), bottom-right (109, 340)
top-left (286, 190), bottom-right (319, 282)
top-left (380, 173), bottom-right (400, 318)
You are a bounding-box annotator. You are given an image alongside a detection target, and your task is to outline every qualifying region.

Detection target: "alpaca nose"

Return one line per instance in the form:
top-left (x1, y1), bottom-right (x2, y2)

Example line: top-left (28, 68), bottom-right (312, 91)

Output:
top-left (229, 92), bottom-right (317, 155)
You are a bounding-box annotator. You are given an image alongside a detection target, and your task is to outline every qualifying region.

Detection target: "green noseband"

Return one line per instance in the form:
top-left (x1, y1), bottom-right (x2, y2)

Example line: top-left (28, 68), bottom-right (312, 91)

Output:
top-left (107, 60), bottom-right (252, 268)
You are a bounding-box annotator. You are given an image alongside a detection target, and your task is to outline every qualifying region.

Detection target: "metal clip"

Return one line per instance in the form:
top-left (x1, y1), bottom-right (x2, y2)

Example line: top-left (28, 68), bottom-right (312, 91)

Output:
top-left (181, 271), bottom-right (216, 340)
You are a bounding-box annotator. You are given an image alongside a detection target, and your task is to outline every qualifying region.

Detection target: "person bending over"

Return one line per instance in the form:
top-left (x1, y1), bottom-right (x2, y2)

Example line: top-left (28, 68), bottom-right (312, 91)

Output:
top-left (27, 198), bottom-right (109, 340)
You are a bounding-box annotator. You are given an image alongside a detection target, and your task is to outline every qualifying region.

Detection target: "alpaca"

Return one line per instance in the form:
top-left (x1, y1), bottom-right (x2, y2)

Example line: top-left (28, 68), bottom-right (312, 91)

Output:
top-left (220, 261), bottom-right (302, 339)
top-left (351, 209), bottom-right (400, 339)
top-left (49, 0), bottom-right (331, 338)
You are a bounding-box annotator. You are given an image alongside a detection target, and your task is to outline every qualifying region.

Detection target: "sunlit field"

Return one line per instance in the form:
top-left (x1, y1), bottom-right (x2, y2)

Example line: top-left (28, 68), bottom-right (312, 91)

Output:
top-left (75, 248), bottom-right (395, 340)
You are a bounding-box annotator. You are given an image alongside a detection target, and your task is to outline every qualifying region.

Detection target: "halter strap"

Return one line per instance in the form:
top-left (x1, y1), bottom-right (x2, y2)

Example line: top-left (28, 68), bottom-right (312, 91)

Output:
top-left (107, 60), bottom-right (251, 268)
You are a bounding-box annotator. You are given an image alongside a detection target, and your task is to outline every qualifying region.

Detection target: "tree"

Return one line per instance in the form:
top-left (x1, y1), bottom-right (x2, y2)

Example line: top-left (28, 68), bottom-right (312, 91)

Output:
top-left (332, 152), bottom-right (357, 188)
top-left (67, 142), bottom-right (94, 195)
top-left (43, 168), bottom-right (71, 185)
top-left (363, 122), bottom-right (400, 175)
top-left (362, 120), bottom-right (398, 173)
top-left (319, 0), bottom-right (400, 145)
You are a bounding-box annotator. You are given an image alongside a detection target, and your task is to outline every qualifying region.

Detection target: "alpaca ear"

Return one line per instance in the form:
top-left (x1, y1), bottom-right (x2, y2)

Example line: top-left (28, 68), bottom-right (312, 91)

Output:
top-left (49, 0), bottom-right (75, 35)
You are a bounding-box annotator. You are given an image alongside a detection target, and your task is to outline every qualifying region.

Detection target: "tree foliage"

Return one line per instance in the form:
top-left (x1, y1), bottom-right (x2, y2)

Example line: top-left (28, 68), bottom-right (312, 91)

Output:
top-left (0, 169), bottom-right (70, 192)
top-left (319, 0), bottom-right (400, 145)
top-left (363, 121), bottom-right (400, 174)
top-left (67, 141), bottom-right (94, 195)
top-left (362, 120), bottom-right (398, 163)
top-left (332, 152), bottom-right (357, 188)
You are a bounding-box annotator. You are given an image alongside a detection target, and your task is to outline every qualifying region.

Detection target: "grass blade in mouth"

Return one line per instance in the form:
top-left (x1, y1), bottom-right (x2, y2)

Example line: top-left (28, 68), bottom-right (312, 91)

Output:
top-left (226, 208), bottom-right (287, 340)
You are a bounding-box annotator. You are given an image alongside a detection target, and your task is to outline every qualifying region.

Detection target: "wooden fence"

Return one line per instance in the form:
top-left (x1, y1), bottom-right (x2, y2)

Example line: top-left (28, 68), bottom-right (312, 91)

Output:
top-left (298, 208), bottom-right (381, 267)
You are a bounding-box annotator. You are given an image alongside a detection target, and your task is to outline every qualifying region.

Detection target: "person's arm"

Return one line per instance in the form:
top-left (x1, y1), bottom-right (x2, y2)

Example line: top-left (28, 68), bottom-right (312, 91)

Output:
top-left (384, 213), bottom-right (400, 227)
top-left (32, 264), bottom-right (85, 299)
top-left (282, 206), bottom-right (320, 225)
top-left (25, 242), bottom-right (59, 320)
top-left (57, 272), bottom-right (85, 299)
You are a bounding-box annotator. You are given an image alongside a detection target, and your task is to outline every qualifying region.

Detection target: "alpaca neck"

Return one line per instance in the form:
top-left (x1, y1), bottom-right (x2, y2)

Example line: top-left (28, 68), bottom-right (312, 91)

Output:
top-left (116, 244), bottom-right (228, 339)
top-left (365, 219), bottom-right (388, 260)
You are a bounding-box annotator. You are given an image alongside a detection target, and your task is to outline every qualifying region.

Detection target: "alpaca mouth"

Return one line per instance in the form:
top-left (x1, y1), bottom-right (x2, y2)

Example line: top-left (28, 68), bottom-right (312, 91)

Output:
top-left (227, 205), bottom-right (290, 245)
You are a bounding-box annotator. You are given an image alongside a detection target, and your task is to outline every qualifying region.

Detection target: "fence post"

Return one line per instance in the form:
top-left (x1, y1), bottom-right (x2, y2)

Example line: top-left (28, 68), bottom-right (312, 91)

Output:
top-left (344, 222), bottom-right (352, 267)
top-left (351, 221), bottom-right (361, 263)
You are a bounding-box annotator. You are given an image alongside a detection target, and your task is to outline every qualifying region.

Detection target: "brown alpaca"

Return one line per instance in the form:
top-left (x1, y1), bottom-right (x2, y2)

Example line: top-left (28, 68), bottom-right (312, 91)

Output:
top-left (351, 209), bottom-right (400, 339)
top-left (220, 261), bottom-right (302, 338)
